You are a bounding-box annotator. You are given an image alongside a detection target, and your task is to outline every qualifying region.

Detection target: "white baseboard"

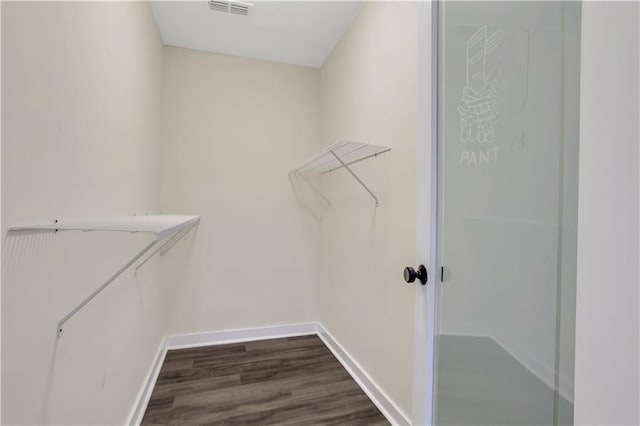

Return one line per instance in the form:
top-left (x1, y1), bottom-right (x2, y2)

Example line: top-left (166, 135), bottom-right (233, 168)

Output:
top-left (317, 325), bottom-right (411, 426)
top-left (127, 322), bottom-right (408, 426)
top-left (164, 322), bottom-right (319, 349)
top-left (126, 340), bottom-right (168, 426)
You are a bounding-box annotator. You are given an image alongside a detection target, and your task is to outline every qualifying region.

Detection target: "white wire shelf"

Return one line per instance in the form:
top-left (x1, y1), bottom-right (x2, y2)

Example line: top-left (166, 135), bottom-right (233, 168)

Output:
top-left (293, 141), bottom-right (391, 176)
top-left (7, 214), bottom-right (200, 338)
top-left (290, 141), bottom-right (390, 207)
top-left (8, 214), bottom-right (200, 240)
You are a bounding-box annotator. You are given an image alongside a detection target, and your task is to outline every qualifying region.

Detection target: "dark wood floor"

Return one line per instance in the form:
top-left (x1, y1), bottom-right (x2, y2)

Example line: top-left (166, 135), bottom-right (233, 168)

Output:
top-left (141, 335), bottom-right (389, 425)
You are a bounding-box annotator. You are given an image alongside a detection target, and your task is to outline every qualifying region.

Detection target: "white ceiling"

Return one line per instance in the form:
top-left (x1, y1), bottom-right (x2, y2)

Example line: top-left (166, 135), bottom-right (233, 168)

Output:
top-left (150, 1), bottom-right (363, 68)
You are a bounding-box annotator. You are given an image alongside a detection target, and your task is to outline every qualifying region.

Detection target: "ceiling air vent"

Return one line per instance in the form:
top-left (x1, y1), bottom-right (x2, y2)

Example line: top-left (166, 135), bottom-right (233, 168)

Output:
top-left (208, 0), bottom-right (252, 16)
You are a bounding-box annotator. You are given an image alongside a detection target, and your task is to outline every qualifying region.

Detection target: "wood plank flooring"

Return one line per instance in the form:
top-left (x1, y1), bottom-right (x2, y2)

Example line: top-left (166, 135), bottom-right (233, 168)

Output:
top-left (141, 335), bottom-right (389, 425)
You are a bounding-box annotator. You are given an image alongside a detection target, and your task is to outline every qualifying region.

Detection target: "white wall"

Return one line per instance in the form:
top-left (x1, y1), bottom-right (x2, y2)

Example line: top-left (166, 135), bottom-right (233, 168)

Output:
top-left (158, 47), bottom-right (321, 335)
top-left (574, 2), bottom-right (640, 424)
top-left (318, 2), bottom-right (419, 419)
top-left (1, 2), bottom-right (164, 424)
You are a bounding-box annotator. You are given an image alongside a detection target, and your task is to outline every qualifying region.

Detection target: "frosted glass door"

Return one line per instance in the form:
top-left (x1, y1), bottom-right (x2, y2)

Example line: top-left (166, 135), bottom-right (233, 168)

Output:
top-left (434, 2), bottom-right (580, 425)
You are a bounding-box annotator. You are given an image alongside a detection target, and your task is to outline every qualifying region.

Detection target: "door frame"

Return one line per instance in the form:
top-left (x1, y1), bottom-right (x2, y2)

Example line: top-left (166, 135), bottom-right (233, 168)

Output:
top-left (413, 1), bottom-right (439, 425)
top-left (414, 4), bottom-right (640, 426)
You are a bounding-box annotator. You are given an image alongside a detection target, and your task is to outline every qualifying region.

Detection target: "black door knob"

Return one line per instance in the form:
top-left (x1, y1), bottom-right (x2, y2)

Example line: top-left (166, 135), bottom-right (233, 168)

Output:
top-left (404, 265), bottom-right (428, 285)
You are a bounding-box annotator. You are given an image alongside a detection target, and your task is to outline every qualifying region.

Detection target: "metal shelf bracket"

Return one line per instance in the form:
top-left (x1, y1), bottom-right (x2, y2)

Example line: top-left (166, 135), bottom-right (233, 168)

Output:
top-left (134, 220), bottom-right (198, 274)
top-left (57, 239), bottom-right (159, 338)
top-left (8, 215), bottom-right (200, 338)
top-left (329, 149), bottom-right (379, 206)
top-left (56, 222), bottom-right (198, 338)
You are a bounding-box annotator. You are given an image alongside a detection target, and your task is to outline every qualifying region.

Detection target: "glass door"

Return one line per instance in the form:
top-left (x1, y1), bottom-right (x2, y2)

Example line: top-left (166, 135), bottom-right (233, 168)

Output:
top-left (434, 2), bottom-right (580, 425)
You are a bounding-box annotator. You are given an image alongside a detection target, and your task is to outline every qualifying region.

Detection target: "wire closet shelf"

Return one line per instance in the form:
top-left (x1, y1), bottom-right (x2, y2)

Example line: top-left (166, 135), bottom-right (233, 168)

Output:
top-left (7, 214), bottom-right (200, 338)
top-left (289, 141), bottom-right (391, 206)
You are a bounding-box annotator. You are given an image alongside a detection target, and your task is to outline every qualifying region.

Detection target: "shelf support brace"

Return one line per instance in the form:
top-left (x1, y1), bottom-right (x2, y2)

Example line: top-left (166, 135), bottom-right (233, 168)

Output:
top-left (329, 149), bottom-right (379, 206)
top-left (160, 221), bottom-right (197, 255)
top-left (134, 221), bottom-right (197, 274)
top-left (57, 239), bottom-right (159, 338)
